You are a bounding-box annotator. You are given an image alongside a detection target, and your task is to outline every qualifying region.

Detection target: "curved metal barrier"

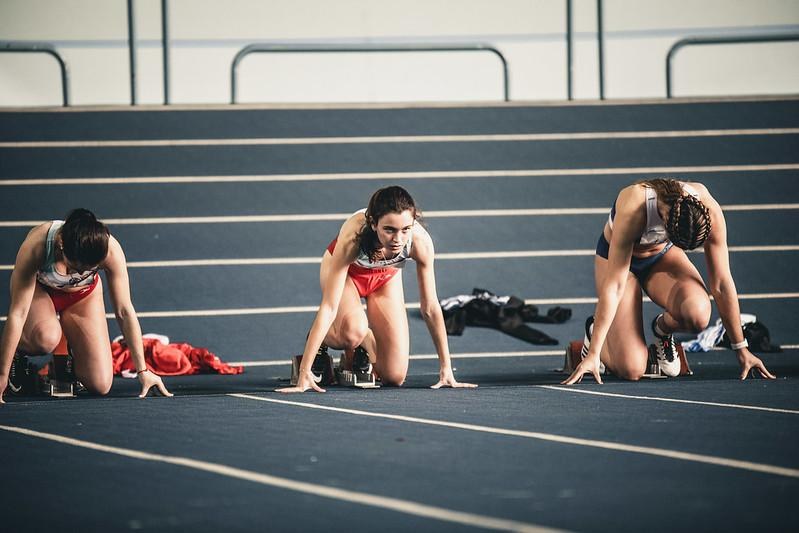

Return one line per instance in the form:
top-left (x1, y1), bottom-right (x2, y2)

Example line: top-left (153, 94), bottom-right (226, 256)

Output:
top-left (230, 43), bottom-right (510, 104)
top-left (0, 41), bottom-right (70, 106)
top-left (666, 33), bottom-right (799, 98)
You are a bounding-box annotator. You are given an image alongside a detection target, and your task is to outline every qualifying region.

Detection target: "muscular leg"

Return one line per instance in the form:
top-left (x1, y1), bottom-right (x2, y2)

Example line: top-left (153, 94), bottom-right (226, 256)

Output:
top-left (366, 273), bottom-right (408, 387)
top-left (318, 252), bottom-right (371, 353)
top-left (59, 278), bottom-right (113, 395)
top-left (18, 283), bottom-right (62, 355)
top-left (594, 256), bottom-right (649, 381)
top-left (642, 247), bottom-right (711, 334)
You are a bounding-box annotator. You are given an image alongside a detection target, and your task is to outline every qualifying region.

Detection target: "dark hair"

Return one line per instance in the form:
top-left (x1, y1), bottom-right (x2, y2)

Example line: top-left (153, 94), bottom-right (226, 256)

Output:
top-left (358, 186), bottom-right (421, 259)
top-left (639, 178), bottom-right (712, 250)
top-left (60, 209), bottom-right (110, 268)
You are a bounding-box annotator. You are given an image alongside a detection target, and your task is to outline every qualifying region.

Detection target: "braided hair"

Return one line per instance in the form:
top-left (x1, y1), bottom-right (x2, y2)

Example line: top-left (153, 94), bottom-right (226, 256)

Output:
top-left (640, 178), bottom-right (712, 250)
top-left (358, 186), bottom-right (421, 261)
top-left (60, 208), bottom-right (110, 268)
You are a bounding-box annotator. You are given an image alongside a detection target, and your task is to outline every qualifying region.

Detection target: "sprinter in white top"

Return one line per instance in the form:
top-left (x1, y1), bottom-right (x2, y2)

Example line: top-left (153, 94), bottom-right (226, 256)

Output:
top-left (0, 209), bottom-right (171, 402)
top-left (278, 186), bottom-right (477, 393)
top-left (563, 178), bottom-right (775, 384)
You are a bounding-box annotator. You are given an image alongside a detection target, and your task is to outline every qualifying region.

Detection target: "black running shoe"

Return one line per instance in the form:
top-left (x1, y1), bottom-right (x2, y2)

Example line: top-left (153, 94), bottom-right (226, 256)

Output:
top-left (580, 316), bottom-right (605, 374)
top-left (8, 352), bottom-right (37, 395)
top-left (352, 346), bottom-right (372, 375)
top-left (310, 344), bottom-right (330, 382)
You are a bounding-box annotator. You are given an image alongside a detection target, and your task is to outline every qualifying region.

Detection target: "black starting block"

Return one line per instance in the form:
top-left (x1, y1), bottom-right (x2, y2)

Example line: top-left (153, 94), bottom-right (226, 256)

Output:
top-left (9, 350), bottom-right (77, 398)
top-left (290, 352), bottom-right (336, 386)
top-left (563, 339), bottom-right (692, 379)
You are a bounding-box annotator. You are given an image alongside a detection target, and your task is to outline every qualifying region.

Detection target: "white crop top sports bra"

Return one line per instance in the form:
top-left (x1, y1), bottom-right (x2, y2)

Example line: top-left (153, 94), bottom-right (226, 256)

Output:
top-left (608, 183), bottom-right (699, 246)
top-left (36, 221), bottom-right (99, 290)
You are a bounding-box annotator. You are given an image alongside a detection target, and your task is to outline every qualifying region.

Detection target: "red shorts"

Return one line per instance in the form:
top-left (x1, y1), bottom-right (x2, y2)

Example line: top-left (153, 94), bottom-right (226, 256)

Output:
top-left (327, 239), bottom-right (400, 298)
top-left (43, 275), bottom-right (100, 313)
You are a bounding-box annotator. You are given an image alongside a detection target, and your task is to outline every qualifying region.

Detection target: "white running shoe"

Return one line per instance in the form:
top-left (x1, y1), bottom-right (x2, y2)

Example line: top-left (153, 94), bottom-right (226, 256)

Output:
top-left (652, 315), bottom-right (680, 377)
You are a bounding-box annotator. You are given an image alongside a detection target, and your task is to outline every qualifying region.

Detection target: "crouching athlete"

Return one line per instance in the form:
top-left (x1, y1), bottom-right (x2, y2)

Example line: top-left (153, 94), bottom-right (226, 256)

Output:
top-left (277, 186), bottom-right (477, 393)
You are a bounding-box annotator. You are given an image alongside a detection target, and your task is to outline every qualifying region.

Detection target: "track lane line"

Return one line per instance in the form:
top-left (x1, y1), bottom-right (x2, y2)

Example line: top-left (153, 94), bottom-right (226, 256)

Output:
top-left (537, 386), bottom-right (799, 415)
top-left (2, 244), bottom-right (798, 270)
top-left (2, 127), bottom-right (798, 148)
top-left (0, 424), bottom-right (559, 533)
top-left (1, 163), bottom-right (797, 186)
top-left (229, 394), bottom-right (799, 479)
top-left (2, 292), bottom-right (798, 321)
top-left (1, 203), bottom-right (797, 227)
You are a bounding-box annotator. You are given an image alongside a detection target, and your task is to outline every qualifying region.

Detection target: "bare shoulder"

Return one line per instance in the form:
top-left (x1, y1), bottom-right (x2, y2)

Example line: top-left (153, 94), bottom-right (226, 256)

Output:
top-left (410, 222), bottom-right (434, 261)
top-left (98, 234), bottom-right (127, 271)
top-left (19, 223), bottom-right (50, 258)
top-left (685, 181), bottom-right (713, 200)
top-left (333, 211), bottom-right (366, 257)
top-left (615, 183), bottom-right (647, 217)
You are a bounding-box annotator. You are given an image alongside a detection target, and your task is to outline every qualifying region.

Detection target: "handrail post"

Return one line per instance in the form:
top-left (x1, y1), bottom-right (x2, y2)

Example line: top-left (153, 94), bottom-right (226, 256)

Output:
top-left (665, 33), bottom-right (799, 98)
top-left (127, 0), bottom-right (137, 105)
top-left (597, 0), bottom-right (605, 100)
top-left (162, 0), bottom-right (170, 105)
top-left (230, 43), bottom-right (510, 104)
top-left (0, 42), bottom-right (70, 106)
top-left (566, 0), bottom-right (573, 100)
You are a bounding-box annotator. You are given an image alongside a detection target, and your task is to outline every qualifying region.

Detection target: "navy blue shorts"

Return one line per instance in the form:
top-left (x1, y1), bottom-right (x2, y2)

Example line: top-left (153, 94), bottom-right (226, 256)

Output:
top-left (595, 233), bottom-right (673, 281)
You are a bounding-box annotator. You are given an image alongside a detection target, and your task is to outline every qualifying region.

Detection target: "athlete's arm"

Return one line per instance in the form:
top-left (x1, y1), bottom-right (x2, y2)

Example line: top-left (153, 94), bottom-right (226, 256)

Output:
top-left (277, 214), bottom-right (361, 393)
top-left (699, 185), bottom-right (775, 380)
top-left (563, 186), bottom-right (643, 385)
top-left (0, 225), bottom-right (47, 403)
top-left (104, 236), bottom-right (173, 397)
top-left (412, 225), bottom-right (477, 389)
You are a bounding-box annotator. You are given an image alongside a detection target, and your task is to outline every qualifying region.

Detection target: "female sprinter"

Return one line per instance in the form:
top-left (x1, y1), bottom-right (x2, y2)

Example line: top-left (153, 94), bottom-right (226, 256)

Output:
top-left (0, 209), bottom-right (172, 402)
top-left (278, 186), bottom-right (477, 393)
top-left (563, 178), bottom-right (775, 384)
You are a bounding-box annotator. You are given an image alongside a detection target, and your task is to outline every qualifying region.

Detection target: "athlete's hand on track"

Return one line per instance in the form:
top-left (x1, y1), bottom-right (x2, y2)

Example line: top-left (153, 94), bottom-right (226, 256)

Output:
top-left (431, 367), bottom-right (477, 389)
top-left (138, 370), bottom-right (174, 398)
top-left (561, 356), bottom-right (604, 385)
top-left (276, 369), bottom-right (326, 393)
top-left (737, 348), bottom-right (776, 380)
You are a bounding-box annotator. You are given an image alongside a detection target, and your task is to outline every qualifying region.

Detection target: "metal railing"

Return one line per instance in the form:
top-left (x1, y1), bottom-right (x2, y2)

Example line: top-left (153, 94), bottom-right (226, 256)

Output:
top-left (230, 43), bottom-right (510, 104)
top-left (565, 0), bottom-right (605, 100)
top-left (666, 32), bottom-right (799, 98)
top-left (0, 41), bottom-right (70, 106)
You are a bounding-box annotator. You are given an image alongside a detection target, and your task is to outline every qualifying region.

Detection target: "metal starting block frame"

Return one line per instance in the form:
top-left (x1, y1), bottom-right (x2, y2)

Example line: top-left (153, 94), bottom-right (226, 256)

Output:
top-left (335, 367), bottom-right (380, 389)
top-left (563, 339), bottom-right (692, 378)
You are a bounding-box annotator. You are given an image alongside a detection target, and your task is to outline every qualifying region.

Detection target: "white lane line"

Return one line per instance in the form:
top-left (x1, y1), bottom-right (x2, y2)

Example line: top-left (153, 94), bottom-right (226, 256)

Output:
top-left (230, 350), bottom-right (566, 367)
top-left (3, 244), bottom-right (797, 271)
top-left (229, 394), bottom-right (799, 479)
top-left (232, 344), bottom-right (797, 367)
top-left (0, 424), bottom-right (557, 533)
top-left (1, 292), bottom-right (798, 322)
top-left (1, 163), bottom-right (797, 186)
top-left (3, 127), bottom-right (798, 148)
top-left (1, 203), bottom-right (797, 228)
top-left (537, 386), bottom-right (799, 415)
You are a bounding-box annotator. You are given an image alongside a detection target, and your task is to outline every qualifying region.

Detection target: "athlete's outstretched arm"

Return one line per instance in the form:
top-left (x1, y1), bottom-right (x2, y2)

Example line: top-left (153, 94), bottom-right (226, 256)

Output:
top-left (412, 226), bottom-right (476, 389)
top-left (699, 188), bottom-right (775, 380)
top-left (277, 216), bottom-right (361, 393)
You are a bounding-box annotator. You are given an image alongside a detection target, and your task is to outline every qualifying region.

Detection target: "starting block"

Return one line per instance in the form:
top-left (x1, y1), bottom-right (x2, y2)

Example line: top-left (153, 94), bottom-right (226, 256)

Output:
top-left (9, 334), bottom-right (78, 398)
top-left (335, 349), bottom-right (380, 389)
top-left (563, 339), bottom-right (692, 378)
top-left (290, 352), bottom-right (336, 386)
top-left (335, 366), bottom-right (380, 389)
